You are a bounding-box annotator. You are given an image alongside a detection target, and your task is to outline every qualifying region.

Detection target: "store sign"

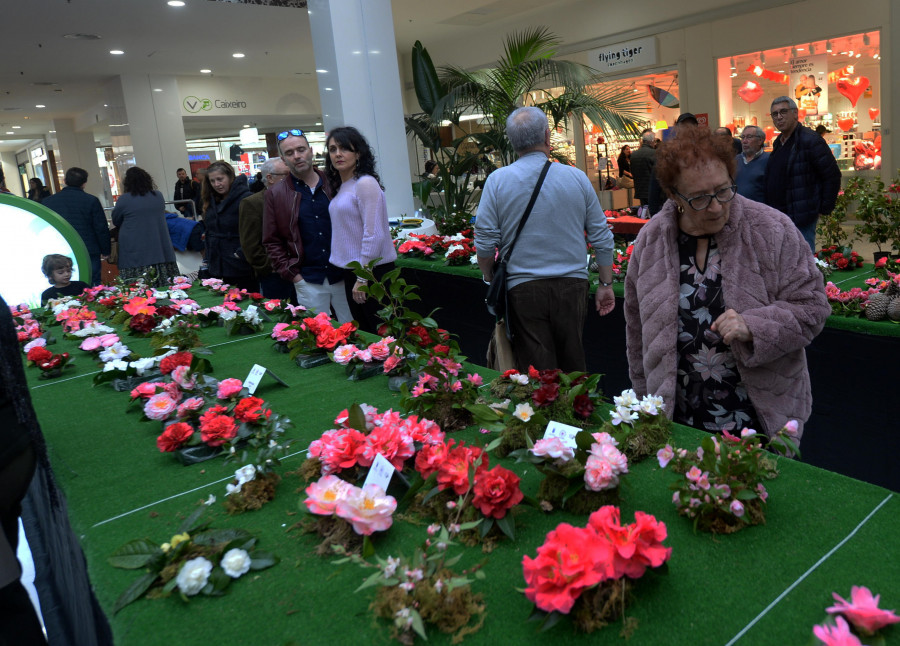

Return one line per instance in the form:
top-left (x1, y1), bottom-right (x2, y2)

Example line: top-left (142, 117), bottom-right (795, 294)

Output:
top-left (182, 95), bottom-right (249, 114)
top-left (790, 55), bottom-right (828, 116)
top-left (587, 37), bottom-right (657, 73)
top-left (30, 146), bottom-right (46, 163)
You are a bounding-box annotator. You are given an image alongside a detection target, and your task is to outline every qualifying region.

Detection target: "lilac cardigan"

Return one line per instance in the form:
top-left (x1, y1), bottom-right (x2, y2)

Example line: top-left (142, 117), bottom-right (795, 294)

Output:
top-left (328, 175), bottom-right (397, 269)
top-left (624, 195), bottom-right (831, 439)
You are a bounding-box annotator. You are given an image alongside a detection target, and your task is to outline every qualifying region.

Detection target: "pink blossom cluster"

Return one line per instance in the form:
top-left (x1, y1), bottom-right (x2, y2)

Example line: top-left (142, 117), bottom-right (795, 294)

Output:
top-left (79, 333), bottom-right (121, 353)
top-left (308, 407), bottom-right (445, 474)
top-left (55, 306), bottom-right (98, 333)
top-left (271, 322), bottom-right (299, 343)
top-left (304, 475), bottom-right (397, 535)
top-left (409, 357), bottom-right (481, 397)
top-left (819, 585), bottom-right (900, 639)
top-left (530, 437), bottom-right (575, 462)
top-left (396, 238), bottom-right (435, 256)
top-left (583, 432), bottom-right (628, 491)
top-left (12, 309), bottom-right (43, 344)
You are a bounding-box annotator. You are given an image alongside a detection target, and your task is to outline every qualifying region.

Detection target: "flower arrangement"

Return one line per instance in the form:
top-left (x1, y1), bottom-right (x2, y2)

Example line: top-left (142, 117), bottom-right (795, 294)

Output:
top-left (443, 238), bottom-right (476, 266)
top-left (510, 431), bottom-right (628, 514)
top-left (331, 524), bottom-right (486, 644)
top-left (283, 311), bottom-right (358, 366)
top-left (219, 303), bottom-right (265, 335)
top-left (815, 245), bottom-right (865, 271)
top-left (26, 346), bottom-right (73, 379)
top-left (470, 368), bottom-right (605, 457)
top-left (611, 244), bottom-right (633, 282)
top-left (658, 422), bottom-right (799, 533)
top-left (331, 336), bottom-right (394, 380)
top-left (812, 585), bottom-right (899, 644)
top-left (107, 509), bottom-right (278, 613)
top-left (522, 505), bottom-right (671, 634)
top-left (599, 389), bottom-right (671, 462)
top-left (825, 282), bottom-right (877, 317)
top-left (399, 354), bottom-right (480, 431)
top-left (396, 236), bottom-right (438, 259)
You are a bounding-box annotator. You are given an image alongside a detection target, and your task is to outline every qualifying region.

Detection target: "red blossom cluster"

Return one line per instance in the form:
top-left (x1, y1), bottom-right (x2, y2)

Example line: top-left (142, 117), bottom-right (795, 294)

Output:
top-left (301, 312), bottom-right (357, 351)
top-left (26, 346), bottom-right (71, 373)
top-left (55, 306), bottom-right (98, 333)
top-left (816, 245), bottom-right (864, 270)
top-left (159, 351), bottom-right (193, 375)
top-left (522, 506), bottom-right (672, 614)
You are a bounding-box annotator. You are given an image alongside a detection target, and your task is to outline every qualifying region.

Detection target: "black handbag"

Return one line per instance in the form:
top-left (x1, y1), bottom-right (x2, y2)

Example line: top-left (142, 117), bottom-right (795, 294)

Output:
top-left (484, 159), bottom-right (551, 319)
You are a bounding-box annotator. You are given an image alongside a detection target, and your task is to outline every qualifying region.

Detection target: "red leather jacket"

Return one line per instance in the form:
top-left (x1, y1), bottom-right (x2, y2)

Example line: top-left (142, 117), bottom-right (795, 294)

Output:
top-left (262, 169), bottom-right (333, 282)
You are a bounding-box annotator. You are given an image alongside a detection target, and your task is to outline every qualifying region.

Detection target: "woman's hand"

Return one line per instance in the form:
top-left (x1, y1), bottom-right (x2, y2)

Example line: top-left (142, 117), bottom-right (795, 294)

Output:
top-left (711, 309), bottom-right (752, 344)
top-left (352, 278), bottom-right (367, 304)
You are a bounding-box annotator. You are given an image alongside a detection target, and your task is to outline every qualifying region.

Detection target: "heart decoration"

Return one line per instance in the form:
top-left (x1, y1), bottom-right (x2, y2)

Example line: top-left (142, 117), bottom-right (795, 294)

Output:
top-left (737, 81), bottom-right (764, 104)
top-left (869, 107), bottom-right (880, 121)
top-left (836, 76), bottom-right (869, 107)
top-left (763, 125), bottom-right (776, 141)
top-left (837, 117), bottom-right (855, 132)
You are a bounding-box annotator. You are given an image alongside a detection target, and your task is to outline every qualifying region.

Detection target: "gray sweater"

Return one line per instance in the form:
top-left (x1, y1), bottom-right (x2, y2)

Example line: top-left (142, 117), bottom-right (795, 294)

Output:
top-left (111, 191), bottom-right (177, 270)
top-left (475, 152), bottom-right (614, 289)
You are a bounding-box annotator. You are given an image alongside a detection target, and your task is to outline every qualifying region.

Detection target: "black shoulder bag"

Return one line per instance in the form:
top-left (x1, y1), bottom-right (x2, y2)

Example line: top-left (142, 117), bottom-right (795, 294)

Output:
top-left (484, 159), bottom-right (551, 319)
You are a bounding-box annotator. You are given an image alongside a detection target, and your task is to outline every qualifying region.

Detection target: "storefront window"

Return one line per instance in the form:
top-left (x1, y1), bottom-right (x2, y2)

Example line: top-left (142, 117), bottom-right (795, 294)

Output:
top-left (719, 31), bottom-right (881, 174)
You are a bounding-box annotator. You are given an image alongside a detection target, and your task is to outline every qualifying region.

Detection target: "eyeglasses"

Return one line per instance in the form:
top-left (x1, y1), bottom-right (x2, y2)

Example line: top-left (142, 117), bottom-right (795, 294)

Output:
top-left (674, 184), bottom-right (737, 211)
top-left (276, 129), bottom-right (305, 141)
top-left (740, 133), bottom-right (761, 140)
top-left (770, 108), bottom-right (796, 119)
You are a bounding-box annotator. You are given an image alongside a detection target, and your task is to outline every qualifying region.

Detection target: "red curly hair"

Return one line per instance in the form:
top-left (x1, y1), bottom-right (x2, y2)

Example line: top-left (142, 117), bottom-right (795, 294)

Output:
top-left (655, 127), bottom-right (737, 199)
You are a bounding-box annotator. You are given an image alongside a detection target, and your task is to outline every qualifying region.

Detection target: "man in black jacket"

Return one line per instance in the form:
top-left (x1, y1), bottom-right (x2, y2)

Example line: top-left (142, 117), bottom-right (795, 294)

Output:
top-left (630, 129), bottom-right (656, 206)
top-left (172, 168), bottom-right (200, 218)
top-left (764, 96), bottom-right (841, 251)
top-left (41, 168), bottom-right (110, 285)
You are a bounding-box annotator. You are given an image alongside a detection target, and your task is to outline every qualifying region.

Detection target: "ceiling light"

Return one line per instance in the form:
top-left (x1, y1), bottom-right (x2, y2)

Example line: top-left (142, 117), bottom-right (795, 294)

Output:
top-left (730, 73), bottom-right (737, 78)
top-left (232, 53), bottom-right (245, 58)
top-left (49, 130), bottom-right (56, 133)
top-left (167, 0), bottom-right (186, 6)
top-left (200, 69), bottom-right (211, 74)
top-left (4, 132), bottom-right (12, 135)
top-left (243, 124), bottom-right (250, 128)
top-left (848, 50), bottom-right (854, 56)
top-left (12, 126), bottom-right (20, 129)
top-left (315, 122), bottom-right (322, 126)
top-left (110, 49), bottom-right (124, 55)
top-left (153, 88), bottom-right (162, 92)
top-left (35, 105), bottom-right (46, 108)
top-left (316, 69), bottom-right (328, 74)
top-left (103, 103), bottom-right (109, 107)
top-left (856, 53), bottom-right (861, 58)
top-left (324, 87), bottom-right (333, 91)
top-left (778, 70), bottom-right (785, 73)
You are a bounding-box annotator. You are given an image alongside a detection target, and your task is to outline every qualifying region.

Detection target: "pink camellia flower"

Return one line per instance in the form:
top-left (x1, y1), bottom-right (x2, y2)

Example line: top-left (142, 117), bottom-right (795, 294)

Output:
top-left (177, 397), bottom-right (205, 418)
top-left (826, 586), bottom-right (900, 635)
top-left (729, 500), bottom-right (745, 517)
top-left (531, 437), bottom-right (575, 461)
top-left (382, 354), bottom-right (402, 373)
top-left (23, 337), bottom-right (47, 353)
top-left (171, 365), bottom-right (197, 390)
top-left (756, 483), bottom-right (768, 502)
top-left (740, 428), bottom-right (757, 438)
top-left (271, 322), bottom-right (298, 343)
top-left (79, 337), bottom-right (102, 352)
top-left (686, 466), bottom-right (702, 482)
top-left (216, 378), bottom-right (244, 399)
top-left (334, 484), bottom-right (397, 535)
top-left (354, 348), bottom-right (373, 364)
top-left (130, 381), bottom-right (161, 400)
top-left (813, 616), bottom-right (865, 646)
top-left (98, 333), bottom-right (120, 348)
top-left (332, 344), bottom-right (357, 365)
top-left (783, 419), bottom-right (800, 437)
top-left (303, 475), bottom-right (353, 515)
top-left (657, 445), bottom-right (675, 468)
top-left (466, 373), bottom-right (483, 387)
top-left (144, 393), bottom-right (178, 421)
top-left (368, 339), bottom-right (392, 361)
top-left (584, 455), bottom-right (618, 491)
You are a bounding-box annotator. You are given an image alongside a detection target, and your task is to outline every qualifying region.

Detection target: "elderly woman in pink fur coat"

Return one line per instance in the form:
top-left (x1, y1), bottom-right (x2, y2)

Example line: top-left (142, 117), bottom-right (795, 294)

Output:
top-left (624, 127), bottom-right (830, 441)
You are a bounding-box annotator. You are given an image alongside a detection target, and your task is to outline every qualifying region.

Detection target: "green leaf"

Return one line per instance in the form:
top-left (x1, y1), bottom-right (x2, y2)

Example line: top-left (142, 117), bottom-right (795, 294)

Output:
top-left (478, 517), bottom-right (493, 538)
top-left (248, 551), bottom-right (279, 570)
top-left (203, 567), bottom-right (232, 596)
top-left (347, 403), bottom-right (368, 432)
top-left (108, 539), bottom-right (164, 570)
top-left (540, 609), bottom-right (565, 632)
top-left (362, 535), bottom-right (375, 559)
top-left (735, 488), bottom-right (758, 501)
top-left (495, 514), bottom-right (515, 540)
top-left (561, 477), bottom-right (586, 505)
top-left (355, 568), bottom-right (386, 593)
top-left (112, 572), bottom-right (159, 614)
top-left (410, 608), bottom-right (428, 641)
top-left (458, 519), bottom-right (482, 531)
top-left (193, 528), bottom-right (253, 546)
top-left (422, 485), bottom-right (443, 504)
top-left (177, 507), bottom-right (206, 535)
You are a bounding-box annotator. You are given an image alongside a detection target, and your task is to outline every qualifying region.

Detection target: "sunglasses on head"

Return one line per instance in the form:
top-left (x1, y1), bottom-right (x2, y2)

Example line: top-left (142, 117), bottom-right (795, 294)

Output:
top-left (277, 129), bottom-right (305, 141)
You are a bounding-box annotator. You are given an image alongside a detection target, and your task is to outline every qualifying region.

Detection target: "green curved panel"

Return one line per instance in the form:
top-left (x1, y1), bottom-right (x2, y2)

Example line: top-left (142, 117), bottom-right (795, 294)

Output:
top-left (0, 193), bottom-right (94, 308)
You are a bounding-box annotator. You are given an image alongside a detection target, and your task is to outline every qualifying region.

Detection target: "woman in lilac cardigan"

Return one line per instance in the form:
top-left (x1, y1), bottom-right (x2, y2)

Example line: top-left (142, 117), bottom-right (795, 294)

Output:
top-left (624, 127), bottom-right (830, 441)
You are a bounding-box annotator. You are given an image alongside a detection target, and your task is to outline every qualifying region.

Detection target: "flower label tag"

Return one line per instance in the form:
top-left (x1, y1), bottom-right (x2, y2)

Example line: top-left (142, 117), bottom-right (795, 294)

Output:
top-left (243, 364), bottom-right (288, 395)
top-left (543, 421), bottom-right (580, 448)
top-left (363, 452), bottom-right (395, 492)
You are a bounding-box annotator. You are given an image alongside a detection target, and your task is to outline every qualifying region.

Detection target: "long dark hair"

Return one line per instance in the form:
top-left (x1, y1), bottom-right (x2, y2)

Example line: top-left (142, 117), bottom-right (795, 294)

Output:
top-left (324, 126), bottom-right (381, 191)
top-left (123, 166), bottom-right (156, 196)
top-left (617, 146), bottom-right (631, 169)
top-left (201, 160), bottom-right (235, 212)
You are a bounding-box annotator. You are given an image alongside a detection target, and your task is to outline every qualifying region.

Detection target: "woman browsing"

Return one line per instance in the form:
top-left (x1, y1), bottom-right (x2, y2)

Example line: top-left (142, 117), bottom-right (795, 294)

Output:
top-left (325, 126), bottom-right (397, 332)
top-left (623, 127), bottom-right (830, 441)
top-left (201, 161), bottom-right (255, 292)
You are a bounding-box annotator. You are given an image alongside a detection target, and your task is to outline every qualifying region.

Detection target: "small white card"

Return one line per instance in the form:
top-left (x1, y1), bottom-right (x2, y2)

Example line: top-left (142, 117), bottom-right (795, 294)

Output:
top-left (243, 364), bottom-right (288, 394)
top-left (363, 453), bottom-right (395, 492)
top-left (543, 421), bottom-right (581, 448)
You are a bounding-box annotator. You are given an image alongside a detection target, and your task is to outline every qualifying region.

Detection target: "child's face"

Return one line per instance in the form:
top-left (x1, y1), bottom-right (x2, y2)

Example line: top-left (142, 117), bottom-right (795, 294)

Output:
top-left (50, 266), bottom-right (72, 287)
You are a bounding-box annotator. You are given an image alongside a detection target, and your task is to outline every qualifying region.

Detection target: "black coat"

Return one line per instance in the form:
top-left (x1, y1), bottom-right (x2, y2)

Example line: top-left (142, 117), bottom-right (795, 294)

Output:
top-left (203, 174), bottom-right (253, 278)
top-left (630, 143), bottom-right (656, 203)
top-left (41, 187), bottom-right (111, 257)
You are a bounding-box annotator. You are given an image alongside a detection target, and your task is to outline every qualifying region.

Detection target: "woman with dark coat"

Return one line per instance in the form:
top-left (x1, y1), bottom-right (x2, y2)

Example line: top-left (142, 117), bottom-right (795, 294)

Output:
top-left (26, 179), bottom-right (51, 203)
top-left (111, 166), bottom-right (180, 286)
top-left (201, 161), bottom-right (256, 291)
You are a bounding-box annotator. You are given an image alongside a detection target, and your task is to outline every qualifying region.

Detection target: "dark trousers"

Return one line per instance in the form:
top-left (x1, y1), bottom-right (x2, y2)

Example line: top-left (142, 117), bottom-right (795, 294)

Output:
top-left (507, 277), bottom-right (589, 373)
top-left (258, 272), bottom-right (295, 302)
top-left (341, 262), bottom-right (395, 333)
top-left (89, 255), bottom-right (102, 286)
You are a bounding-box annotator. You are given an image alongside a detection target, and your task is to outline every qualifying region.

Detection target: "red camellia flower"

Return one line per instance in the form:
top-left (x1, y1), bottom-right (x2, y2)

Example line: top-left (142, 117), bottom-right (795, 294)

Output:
top-left (199, 414), bottom-right (237, 447)
top-left (527, 365), bottom-right (541, 379)
top-left (836, 257), bottom-right (849, 269)
top-left (432, 344), bottom-right (450, 355)
top-left (472, 465), bottom-right (523, 519)
top-left (159, 351), bottom-right (193, 375)
top-left (414, 441), bottom-right (449, 479)
top-left (573, 394), bottom-right (595, 419)
top-left (156, 305), bottom-right (179, 319)
top-left (501, 369), bottom-right (519, 379)
top-left (234, 396), bottom-right (267, 423)
top-left (27, 346), bottom-right (53, 364)
top-left (129, 312), bottom-right (158, 334)
top-left (156, 422), bottom-right (194, 452)
top-left (532, 383), bottom-right (560, 408)
top-left (538, 369), bottom-right (561, 385)
top-left (436, 442), bottom-right (489, 495)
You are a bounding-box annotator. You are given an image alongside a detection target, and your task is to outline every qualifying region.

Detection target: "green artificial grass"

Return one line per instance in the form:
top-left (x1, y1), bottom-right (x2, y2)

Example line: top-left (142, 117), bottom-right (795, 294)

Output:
top-left (23, 289), bottom-right (899, 646)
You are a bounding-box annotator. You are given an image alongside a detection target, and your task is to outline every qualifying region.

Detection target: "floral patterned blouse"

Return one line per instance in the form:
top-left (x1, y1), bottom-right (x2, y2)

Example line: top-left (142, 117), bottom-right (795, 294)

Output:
top-left (674, 232), bottom-right (759, 433)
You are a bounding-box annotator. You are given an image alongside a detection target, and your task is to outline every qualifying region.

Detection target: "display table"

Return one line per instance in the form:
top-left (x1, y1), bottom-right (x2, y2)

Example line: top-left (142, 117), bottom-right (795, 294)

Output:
top-left (395, 259), bottom-right (900, 491)
top-left (23, 313), bottom-right (899, 646)
top-left (607, 214), bottom-right (648, 236)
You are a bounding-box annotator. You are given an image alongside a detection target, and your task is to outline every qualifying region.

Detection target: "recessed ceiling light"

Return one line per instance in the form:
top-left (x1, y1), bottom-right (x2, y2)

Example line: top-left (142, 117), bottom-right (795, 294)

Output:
top-left (35, 105), bottom-right (46, 108)
top-left (153, 88), bottom-right (163, 92)
top-left (12, 126), bottom-right (21, 129)
top-left (5, 132), bottom-right (12, 135)
top-left (200, 69), bottom-right (212, 74)
top-left (232, 53), bottom-right (245, 58)
top-left (103, 104), bottom-right (109, 107)
top-left (167, 0), bottom-right (186, 6)
top-left (324, 87), bottom-right (333, 91)
top-left (243, 124), bottom-right (250, 128)
top-left (49, 130), bottom-right (56, 133)
top-left (110, 50), bottom-right (125, 55)
top-left (316, 69), bottom-right (328, 73)
top-left (315, 122), bottom-right (322, 126)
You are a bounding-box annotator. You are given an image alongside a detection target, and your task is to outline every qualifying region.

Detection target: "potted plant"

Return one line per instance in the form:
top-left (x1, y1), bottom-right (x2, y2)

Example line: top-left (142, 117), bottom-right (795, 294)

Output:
top-left (844, 175), bottom-right (900, 261)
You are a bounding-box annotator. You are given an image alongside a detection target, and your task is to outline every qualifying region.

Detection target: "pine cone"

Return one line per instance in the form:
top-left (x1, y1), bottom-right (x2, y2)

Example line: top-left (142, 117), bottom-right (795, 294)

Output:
top-left (888, 297), bottom-right (900, 321)
top-left (865, 293), bottom-right (891, 321)
top-left (885, 279), bottom-right (900, 298)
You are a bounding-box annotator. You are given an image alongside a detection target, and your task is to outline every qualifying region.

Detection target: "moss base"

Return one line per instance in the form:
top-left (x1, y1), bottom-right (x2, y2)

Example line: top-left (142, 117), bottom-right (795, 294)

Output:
top-left (223, 472), bottom-right (280, 514)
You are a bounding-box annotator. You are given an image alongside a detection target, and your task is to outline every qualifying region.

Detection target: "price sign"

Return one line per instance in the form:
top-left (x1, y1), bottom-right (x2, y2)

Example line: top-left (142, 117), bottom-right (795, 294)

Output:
top-left (363, 453), bottom-right (395, 492)
top-left (543, 421), bottom-right (581, 448)
top-left (242, 364), bottom-right (288, 394)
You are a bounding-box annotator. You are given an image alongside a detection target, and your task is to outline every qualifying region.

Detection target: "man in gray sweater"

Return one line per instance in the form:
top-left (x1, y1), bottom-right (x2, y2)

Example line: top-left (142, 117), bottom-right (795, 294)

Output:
top-left (476, 106), bottom-right (615, 372)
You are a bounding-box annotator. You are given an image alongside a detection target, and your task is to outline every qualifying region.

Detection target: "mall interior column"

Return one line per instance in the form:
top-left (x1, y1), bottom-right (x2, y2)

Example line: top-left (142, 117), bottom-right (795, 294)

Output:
top-left (51, 119), bottom-right (106, 204)
top-left (307, 0), bottom-right (414, 219)
top-left (117, 75), bottom-right (191, 199)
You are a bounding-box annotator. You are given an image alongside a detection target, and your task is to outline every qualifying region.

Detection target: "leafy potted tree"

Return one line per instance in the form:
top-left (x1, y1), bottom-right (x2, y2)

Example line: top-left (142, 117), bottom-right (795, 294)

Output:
top-left (845, 174), bottom-right (900, 262)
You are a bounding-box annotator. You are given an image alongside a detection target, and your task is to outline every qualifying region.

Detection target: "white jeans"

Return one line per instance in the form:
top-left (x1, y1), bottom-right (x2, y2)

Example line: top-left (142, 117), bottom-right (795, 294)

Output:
top-left (294, 277), bottom-right (353, 323)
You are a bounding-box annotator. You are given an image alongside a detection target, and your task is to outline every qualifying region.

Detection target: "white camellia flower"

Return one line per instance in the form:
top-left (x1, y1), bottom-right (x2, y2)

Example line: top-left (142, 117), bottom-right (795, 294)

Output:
top-left (243, 305), bottom-right (261, 325)
top-left (510, 373), bottom-right (529, 385)
top-left (175, 557), bottom-right (213, 596)
top-left (219, 309), bottom-right (238, 321)
top-left (152, 289), bottom-right (170, 299)
top-left (220, 548), bottom-right (252, 578)
top-left (131, 357), bottom-right (159, 375)
top-left (170, 289), bottom-right (189, 299)
top-left (235, 464), bottom-right (257, 485)
top-left (445, 243), bottom-right (465, 255)
top-left (103, 359), bottom-right (129, 372)
top-left (98, 342), bottom-right (131, 363)
top-left (70, 323), bottom-right (115, 337)
top-left (225, 482), bottom-right (242, 496)
top-left (513, 402), bottom-right (534, 422)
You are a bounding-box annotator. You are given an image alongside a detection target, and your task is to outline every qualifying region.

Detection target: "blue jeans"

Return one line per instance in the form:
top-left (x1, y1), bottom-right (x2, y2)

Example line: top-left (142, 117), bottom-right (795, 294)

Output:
top-left (798, 220), bottom-right (818, 253)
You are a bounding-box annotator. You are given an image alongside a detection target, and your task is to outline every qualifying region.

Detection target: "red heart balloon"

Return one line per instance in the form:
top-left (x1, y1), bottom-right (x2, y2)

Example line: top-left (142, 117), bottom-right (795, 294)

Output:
top-left (869, 107), bottom-right (880, 121)
top-left (836, 76), bottom-right (869, 107)
top-left (737, 81), bottom-right (764, 104)
top-left (763, 125), bottom-right (776, 141)
top-left (838, 117), bottom-right (855, 132)
top-left (797, 108), bottom-right (807, 119)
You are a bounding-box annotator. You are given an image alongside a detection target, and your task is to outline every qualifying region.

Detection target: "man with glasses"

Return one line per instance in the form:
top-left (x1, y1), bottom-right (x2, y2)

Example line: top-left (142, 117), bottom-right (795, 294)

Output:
top-left (239, 157), bottom-right (293, 299)
top-left (262, 130), bottom-right (352, 321)
top-left (734, 125), bottom-right (769, 202)
top-left (764, 96), bottom-right (841, 251)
